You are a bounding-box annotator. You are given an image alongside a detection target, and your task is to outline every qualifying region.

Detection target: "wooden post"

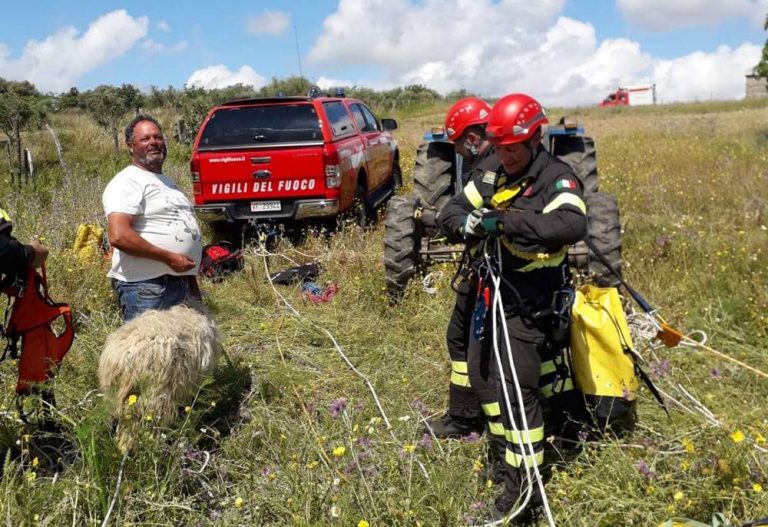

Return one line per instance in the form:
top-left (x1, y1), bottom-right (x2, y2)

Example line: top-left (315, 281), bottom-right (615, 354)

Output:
top-left (45, 124), bottom-right (73, 179)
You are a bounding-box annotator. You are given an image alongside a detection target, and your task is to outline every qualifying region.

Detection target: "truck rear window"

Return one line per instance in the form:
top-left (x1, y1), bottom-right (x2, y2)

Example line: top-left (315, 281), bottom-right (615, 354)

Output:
top-left (199, 104), bottom-right (322, 147)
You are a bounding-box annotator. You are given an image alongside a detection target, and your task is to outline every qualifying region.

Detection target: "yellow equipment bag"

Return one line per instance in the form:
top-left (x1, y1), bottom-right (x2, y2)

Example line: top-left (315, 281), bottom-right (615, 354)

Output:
top-left (570, 284), bottom-right (640, 429)
top-left (73, 223), bottom-right (105, 261)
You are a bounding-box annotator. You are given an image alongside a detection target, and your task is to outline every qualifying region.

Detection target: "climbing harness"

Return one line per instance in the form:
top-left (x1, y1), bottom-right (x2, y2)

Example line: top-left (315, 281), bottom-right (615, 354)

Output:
top-left (1, 266), bottom-right (74, 424)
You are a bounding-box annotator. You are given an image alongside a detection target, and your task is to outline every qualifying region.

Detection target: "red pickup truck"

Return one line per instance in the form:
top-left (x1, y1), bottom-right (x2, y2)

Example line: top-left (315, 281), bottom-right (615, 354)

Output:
top-left (190, 93), bottom-right (401, 233)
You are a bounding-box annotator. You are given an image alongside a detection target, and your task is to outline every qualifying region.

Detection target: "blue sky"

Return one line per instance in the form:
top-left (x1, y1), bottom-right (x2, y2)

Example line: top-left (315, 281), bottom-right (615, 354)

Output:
top-left (1, 0), bottom-right (766, 106)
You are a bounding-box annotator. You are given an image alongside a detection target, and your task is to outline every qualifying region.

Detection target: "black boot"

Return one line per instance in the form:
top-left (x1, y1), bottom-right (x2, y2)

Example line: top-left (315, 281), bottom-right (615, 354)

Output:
top-left (486, 491), bottom-right (543, 526)
top-left (424, 413), bottom-right (484, 439)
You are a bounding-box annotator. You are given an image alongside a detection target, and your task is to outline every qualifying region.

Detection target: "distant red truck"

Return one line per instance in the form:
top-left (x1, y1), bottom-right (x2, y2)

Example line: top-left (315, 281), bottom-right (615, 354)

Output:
top-left (190, 91), bottom-right (401, 233)
top-left (599, 84), bottom-right (657, 107)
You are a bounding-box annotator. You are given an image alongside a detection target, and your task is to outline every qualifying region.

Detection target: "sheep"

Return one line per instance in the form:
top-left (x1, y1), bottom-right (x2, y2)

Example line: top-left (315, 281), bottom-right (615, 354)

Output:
top-left (98, 305), bottom-right (222, 450)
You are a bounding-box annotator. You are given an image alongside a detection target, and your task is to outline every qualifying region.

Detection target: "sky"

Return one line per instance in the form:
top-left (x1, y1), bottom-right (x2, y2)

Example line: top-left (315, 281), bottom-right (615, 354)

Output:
top-left (1, 0), bottom-right (767, 107)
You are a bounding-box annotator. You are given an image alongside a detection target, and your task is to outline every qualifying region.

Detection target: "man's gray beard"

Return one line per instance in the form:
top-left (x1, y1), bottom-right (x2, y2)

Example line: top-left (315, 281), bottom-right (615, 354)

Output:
top-left (138, 151), bottom-right (166, 171)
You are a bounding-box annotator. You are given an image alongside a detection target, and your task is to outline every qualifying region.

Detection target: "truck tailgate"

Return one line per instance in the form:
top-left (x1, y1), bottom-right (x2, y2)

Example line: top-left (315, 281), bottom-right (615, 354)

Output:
top-left (197, 145), bottom-right (325, 203)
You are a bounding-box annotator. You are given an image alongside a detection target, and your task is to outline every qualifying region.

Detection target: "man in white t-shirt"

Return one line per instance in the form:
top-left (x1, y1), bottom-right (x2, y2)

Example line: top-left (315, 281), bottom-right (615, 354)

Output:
top-left (103, 115), bottom-right (202, 321)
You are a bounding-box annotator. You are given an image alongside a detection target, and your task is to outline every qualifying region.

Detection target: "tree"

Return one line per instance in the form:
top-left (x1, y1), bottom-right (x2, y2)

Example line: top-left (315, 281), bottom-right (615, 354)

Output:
top-left (753, 14), bottom-right (768, 78)
top-left (82, 85), bottom-right (133, 153)
top-left (0, 79), bottom-right (45, 184)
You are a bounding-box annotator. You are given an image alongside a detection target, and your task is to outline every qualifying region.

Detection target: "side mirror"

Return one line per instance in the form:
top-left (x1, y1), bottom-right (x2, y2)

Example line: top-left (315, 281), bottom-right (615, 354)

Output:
top-left (381, 118), bottom-right (398, 131)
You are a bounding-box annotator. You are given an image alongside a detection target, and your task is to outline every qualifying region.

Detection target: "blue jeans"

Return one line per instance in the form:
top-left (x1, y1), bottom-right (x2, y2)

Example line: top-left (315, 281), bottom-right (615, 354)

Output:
top-left (113, 275), bottom-right (189, 322)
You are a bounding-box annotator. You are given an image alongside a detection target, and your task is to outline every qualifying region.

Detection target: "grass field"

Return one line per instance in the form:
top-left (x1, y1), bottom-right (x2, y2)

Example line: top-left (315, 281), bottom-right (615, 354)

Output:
top-left (0, 98), bottom-right (767, 526)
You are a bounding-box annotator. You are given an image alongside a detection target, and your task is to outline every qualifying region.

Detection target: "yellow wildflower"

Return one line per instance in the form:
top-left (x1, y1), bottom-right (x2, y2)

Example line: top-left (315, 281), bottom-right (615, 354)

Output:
top-left (26, 471), bottom-right (36, 482)
top-left (755, 433), bottom-right (766, 445)
top-left (667, 504), bottom-right (676, 514)
top-left (681, 438), bottom-right (694, 453)
top-left (234, 497), bottom-right (244, 508)
top-left (673, 491), bottom-right (684, 501)
top-left (127, 394), bottom-right (138, 407)
top-left (402, 444), bottom-right (415, 454)
top-left (358, 521), bottom-right (370, 527)
top-left (32, 457), bottom-right (39, 467)
top-left (730, 430), bottom-right (745, 443)
top-left (306, 461), bottom-right (319, 469)
top-left (145, 414), bottom-right (153, 422)
top-left (184, 406), bottom-right (192, 414)
top-left (473, 459), bottom-right (484, 473)
top-left (754, 483), bottom-right (763, 493)
top-left (333, 446), bottom-right (346, 457)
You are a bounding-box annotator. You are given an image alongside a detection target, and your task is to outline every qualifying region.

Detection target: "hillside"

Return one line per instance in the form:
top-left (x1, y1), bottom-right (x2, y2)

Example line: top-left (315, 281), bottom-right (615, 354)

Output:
top-left (0, 99), bottom-right (767, 526)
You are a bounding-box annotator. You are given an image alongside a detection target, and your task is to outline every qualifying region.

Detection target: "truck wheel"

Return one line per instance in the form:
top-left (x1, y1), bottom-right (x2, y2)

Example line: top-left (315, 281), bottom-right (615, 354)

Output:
top-left (569, 192), bottom-right (622, 286)
top-left (555, 136), bottom-right (599, 194)
top-left (391, 161), bottom-right (403, 191)
top-left (352, 183), bottom-right (373, 229)
top-left (384, 195), bottom-right (421, 303)
top-left (413, 141), bottom-right (455, 235)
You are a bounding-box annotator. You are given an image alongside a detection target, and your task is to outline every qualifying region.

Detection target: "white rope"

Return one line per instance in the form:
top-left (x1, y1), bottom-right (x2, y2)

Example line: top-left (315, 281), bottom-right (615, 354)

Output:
top-left (481, 242), bottom-right (555, 527)
top-left (259, 249), bottom-right (429, 479)
top-left (422, 271), bottom-right (443, 295)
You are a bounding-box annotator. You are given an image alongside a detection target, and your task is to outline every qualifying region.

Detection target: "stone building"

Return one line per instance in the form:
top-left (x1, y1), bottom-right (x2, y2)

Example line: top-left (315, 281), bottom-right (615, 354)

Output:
top-left (745, 74), bottom-right (768, 99)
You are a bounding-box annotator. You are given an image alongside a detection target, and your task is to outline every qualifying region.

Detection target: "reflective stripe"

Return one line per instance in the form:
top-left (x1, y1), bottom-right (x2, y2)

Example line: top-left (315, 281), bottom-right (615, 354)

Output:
top-left (541, 378), bottom-right (575, 398)
top-left (543, 192), bottom-right (586, 215)
top-left (451, 360), bottom-right (468, 374)
top-left (501, 239), bottom-right (568, 263)
top-left (482, 402), bottom-right (501, 417)
top-left (540, 360), bottom-right (555, 376)
top-left (491, 186), bottom-right (522, 208)
top-left (505, 426), bottom-right (545, 444)
top-left (463, 181), bottom-right (484, 209)
top-left (488, 421), bottom-right (505, 437)
top-left (505, 448), bottom-right (544, 468)
top-left (0, 208), bottom-right (9, 221)
top-left (450, 371), bottom-right (471, 388)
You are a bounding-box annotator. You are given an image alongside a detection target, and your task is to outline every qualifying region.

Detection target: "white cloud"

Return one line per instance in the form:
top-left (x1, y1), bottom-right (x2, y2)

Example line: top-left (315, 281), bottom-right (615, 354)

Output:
top-left (616, 0), bottom-right (768, 31)
top-left (141, 38), bottom-right (188, 54)
top-left (157, 20), bottom-right (171, 32)
top-left (307, 0), bottom-right (763, 105)
top-left (246, 10), bottom-right (291, 36)
top-left (186, 64), bottom-right (267, 90)
top-left (0, 10), bottom-right (148, 92)
top-left (654, 43), bottom-right (761, 102)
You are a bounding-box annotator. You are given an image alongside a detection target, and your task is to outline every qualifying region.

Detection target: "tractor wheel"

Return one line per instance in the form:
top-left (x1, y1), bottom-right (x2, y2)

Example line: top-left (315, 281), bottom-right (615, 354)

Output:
top-left (413, 141), bottom-right (455, 235)
top-left (384, 195), bottom-right (421, 303)
top-left (568, 192), bottom-right (622, 287)
top-left (555, 136), bottom-right (599, 194)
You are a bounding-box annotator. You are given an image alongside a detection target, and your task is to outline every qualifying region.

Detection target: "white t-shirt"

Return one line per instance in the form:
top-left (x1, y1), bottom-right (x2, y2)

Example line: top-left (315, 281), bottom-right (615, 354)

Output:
top-left (103, 165), bottom-right (202, 282)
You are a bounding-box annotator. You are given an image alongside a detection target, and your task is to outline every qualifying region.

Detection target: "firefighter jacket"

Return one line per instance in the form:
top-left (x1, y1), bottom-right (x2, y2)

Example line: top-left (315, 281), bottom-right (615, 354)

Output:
top-left (438, 145), bottom-right (587, 311)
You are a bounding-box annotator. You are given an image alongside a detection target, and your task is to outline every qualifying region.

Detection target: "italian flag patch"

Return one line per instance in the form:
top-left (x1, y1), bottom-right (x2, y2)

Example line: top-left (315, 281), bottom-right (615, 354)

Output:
top-left (555, 179), bottom-right (576, 190)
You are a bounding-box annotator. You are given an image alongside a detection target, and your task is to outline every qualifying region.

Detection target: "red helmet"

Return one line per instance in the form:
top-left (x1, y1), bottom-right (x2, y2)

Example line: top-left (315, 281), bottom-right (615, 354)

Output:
top-left (486, 93), bottom-right (549, 146)
top-left (444, 97), bottom-right (491, 141)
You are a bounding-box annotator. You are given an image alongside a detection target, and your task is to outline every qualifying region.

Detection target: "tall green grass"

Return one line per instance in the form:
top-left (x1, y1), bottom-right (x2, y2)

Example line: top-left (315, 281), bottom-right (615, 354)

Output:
top-left (0, 101), bottom-right (766, 526)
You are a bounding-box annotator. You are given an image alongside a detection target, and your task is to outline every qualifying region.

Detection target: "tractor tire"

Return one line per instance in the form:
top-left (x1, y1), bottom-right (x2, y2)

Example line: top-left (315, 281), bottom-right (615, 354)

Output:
top-left (568, 192), bottom-right (622, 287)
top-left (555, 136), bottom-right (599, 194)
top-left (413, 142), bottom-right (455, 236)
top-left (384, 195), bottom-right (421, 303)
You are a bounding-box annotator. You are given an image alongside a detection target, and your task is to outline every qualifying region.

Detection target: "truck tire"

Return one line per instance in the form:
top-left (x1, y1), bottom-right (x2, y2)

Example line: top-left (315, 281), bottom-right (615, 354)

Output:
top-left (384, 195), bottom-right (421, 303)
top-left (413, 142), bottom-right (455, 235)
top-left (568, 192), bottom-right (622, 287)
top-left (555, 136), bottom-right (599, 194)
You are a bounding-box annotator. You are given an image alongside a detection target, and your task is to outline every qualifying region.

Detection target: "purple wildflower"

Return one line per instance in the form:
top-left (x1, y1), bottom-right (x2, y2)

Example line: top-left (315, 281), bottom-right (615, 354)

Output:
top-left (710, 368), bottom-right (722, 378)
top-left (577, 430), bottom-right (589, 442)
top-left (357, 436), bottom-right (371, 448)
top-left (329, 397), bottom-right (348, 419)
top-left (418, 433), bottom-right (433, 451)
top-left (354, 400), bottom-right (365, 412)
top-left (636, 459), bottom-right (656, 479)
top-left (463, 432), bottom-right (481, 443)
top-left (410, 399), bottom-right (430, 417)
top-left (650, 359), bottom-right (671, 378)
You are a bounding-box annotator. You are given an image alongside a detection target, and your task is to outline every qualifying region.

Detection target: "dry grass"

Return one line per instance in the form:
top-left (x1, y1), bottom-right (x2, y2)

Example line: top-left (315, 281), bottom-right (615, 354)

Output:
top-left (0, 99), bottom-right (767, 526)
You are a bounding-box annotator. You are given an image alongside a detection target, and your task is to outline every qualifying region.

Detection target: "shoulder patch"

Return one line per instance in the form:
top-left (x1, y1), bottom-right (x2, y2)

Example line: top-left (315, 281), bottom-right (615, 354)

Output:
top-left (554, 178), bottom-right (578, 191)
top-left (482, 170), bottom-right (497, 185)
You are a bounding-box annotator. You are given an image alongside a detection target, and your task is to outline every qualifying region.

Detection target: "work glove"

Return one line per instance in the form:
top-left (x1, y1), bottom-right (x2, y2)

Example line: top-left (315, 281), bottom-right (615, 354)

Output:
top-left (479, 209), bottom-right (505, 236)
top-left (462, 208), bottom-right (489, 238)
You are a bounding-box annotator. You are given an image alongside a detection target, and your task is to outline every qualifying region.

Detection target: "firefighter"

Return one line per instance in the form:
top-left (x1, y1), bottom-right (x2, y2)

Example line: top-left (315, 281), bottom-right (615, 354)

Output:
top-left (439, 93), bottom-right (587, 523)
top-left (425, 97), bottom-right (502, 440)
top-left (0, 206), bottom-right (49, 286)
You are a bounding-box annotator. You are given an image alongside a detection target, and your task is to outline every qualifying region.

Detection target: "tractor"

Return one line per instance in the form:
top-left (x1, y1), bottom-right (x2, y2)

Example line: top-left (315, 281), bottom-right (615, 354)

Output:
top-left (383, 117), bottom-right (622, 303)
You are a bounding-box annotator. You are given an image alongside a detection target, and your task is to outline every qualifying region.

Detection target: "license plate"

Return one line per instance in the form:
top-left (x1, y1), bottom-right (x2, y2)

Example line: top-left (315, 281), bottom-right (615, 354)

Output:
top-left (250, 200), bottom-right (281, 212)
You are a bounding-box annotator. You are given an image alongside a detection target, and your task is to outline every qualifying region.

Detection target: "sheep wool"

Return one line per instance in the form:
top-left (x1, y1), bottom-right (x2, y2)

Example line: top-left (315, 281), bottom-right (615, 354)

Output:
top-left (98, 305), bottom-right (222, 450)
